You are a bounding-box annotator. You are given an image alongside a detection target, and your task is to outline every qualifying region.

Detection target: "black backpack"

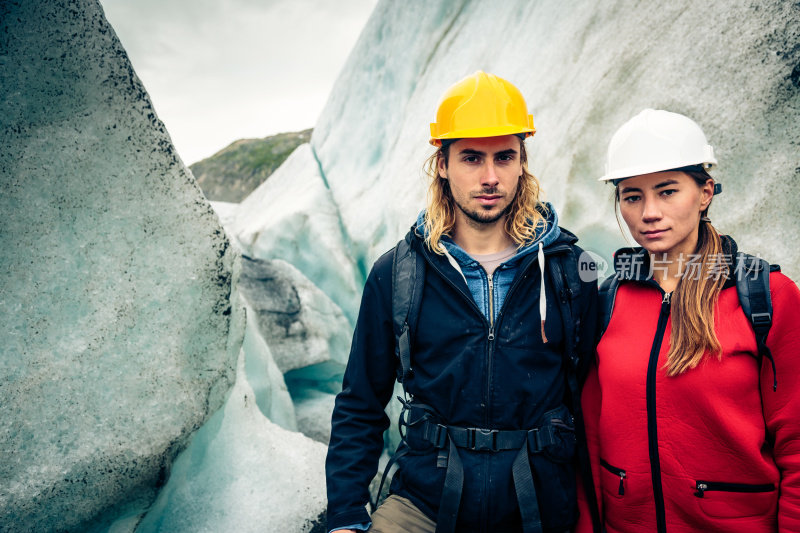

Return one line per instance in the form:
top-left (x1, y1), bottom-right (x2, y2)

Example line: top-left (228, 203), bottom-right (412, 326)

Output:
top-left (375, 231), bottom-right (599, 533)
top-left (598, 251), bottom-right (779, 391)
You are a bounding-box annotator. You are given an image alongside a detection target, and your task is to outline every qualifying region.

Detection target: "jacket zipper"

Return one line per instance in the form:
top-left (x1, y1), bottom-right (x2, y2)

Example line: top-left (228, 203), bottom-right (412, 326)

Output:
top-left (600, 459), bottom-right (627, 496)
top-left (487, 272), bottom-right (495, 430)
top-left (647, 290), bottom-right (671, 533)
top-left (423, 244), bottom-right (571, 428)
top-left (424, 244), bottom-right (570, 529)
top-left (488, 275), bottom-right (495, 332)
top-left (489, 246), bottom-right (570, 425)
top-left (423, 256), bottom-right (494, 427)
top-left (694, 480), bottom-right (775, 498)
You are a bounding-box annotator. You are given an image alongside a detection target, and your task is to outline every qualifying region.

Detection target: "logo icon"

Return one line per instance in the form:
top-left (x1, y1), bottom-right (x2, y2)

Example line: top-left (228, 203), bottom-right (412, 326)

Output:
top-left (578, 250), bottom-right (610, 282)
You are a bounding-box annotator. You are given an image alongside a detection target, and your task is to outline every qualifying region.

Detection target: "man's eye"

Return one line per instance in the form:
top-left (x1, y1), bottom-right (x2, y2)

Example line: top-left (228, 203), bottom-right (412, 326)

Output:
top-left (622, 195), bottom-right (640, 203)
top-left (464, 156), bottom-right (480, 163)
top-left (660, 189), bottom-right (677, 197)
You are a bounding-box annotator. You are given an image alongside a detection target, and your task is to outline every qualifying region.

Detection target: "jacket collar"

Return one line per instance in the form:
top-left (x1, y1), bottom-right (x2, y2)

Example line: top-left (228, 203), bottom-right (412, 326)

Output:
top-left (412, 202), bottom-right (570, 267)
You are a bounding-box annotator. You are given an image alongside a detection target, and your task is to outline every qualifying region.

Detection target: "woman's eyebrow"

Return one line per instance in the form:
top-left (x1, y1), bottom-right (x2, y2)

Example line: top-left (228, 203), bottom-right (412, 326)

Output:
top-left (653, 179), bottom-right (679, 189)
top-left (621, 179), bottom-right (680, 194)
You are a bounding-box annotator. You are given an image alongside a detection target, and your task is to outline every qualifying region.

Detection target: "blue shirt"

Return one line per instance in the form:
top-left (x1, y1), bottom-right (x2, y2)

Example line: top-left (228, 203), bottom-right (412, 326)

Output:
top-left (425, 203), bottom-right (561, 322)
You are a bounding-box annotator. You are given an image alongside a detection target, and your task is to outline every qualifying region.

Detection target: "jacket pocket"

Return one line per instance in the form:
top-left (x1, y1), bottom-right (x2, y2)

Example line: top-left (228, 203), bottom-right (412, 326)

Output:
top-left (694, 480), bottom-right (775, 497)
top-left (694, 479), bottom-right (777, 519)
top-left (600, 458), bottom-right (627, 497)
top-left (528, 405), bottom-right (578, 529)
top-left (539, 404), bottom-right (576, 464)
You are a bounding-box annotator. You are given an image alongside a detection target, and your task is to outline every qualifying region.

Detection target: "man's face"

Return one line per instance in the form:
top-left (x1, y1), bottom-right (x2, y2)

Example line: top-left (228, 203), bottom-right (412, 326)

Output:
top-left (438, 135), bottom-right (522, 227)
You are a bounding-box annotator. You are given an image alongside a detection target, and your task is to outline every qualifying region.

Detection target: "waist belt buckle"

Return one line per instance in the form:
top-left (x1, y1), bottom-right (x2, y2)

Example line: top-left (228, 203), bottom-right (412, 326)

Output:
top-left (469, 427), bottom-right (498, 451)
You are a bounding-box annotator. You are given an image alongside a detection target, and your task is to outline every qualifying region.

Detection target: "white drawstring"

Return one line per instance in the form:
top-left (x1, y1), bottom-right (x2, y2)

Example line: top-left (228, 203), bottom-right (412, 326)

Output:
top-left (538, 241), bottom-right (548, 344)
top-left (441, 245), bottom-right (468, 287)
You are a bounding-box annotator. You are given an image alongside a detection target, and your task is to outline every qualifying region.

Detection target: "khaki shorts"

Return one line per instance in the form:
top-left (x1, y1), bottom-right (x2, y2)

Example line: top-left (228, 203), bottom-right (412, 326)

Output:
top-left (368, 494), bottom-right (436, 533)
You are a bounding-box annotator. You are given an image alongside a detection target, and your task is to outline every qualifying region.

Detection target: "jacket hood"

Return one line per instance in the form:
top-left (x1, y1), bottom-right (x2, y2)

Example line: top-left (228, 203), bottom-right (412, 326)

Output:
top-left (413, 201), bottom-right (565, 266)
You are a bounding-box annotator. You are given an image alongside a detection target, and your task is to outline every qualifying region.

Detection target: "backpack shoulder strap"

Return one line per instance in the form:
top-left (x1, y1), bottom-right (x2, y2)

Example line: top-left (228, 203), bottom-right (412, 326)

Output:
top-left (598, 273), bottom-right (621, 339)
top-left (546, 249), bottom-right (582, 370)
top-left (735, 252), bottom-right (777, 391)
top-left (373, 233), bottom-right (425, 511)
top-left (391, 232), bottom-right (425, 383)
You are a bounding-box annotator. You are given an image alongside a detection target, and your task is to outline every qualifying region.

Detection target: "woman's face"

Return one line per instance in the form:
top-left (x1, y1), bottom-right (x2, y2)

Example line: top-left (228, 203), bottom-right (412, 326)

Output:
top-left (617, 170), bottom-right (714, 258)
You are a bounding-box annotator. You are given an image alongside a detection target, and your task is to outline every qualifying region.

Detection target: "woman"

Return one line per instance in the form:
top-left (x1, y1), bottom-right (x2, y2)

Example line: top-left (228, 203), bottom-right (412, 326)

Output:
top-left (577, 109), bottom-right (800, 532)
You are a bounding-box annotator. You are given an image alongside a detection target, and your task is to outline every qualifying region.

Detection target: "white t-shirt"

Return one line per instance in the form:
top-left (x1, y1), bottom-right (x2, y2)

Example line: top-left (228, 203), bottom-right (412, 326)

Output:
top-left (471, 244), bottom-right (517, 277)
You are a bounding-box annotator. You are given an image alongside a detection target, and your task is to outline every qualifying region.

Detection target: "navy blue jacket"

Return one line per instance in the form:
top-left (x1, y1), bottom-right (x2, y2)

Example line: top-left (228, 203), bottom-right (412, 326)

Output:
top-left (325, 226), bottom-right (598, 532)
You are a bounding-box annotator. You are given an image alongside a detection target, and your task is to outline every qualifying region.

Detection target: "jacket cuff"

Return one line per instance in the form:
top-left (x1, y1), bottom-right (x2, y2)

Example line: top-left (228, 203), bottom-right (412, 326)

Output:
top-left (327, 507), bottom-right (371, 532)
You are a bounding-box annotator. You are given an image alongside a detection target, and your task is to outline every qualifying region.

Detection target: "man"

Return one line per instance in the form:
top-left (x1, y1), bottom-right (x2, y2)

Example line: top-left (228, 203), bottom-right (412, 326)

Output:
top-left (326, 71), bottom-right (598, 533)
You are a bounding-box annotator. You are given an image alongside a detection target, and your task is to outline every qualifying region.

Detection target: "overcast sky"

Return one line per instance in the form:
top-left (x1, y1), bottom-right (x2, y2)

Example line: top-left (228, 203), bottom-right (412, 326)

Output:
top-left (100, 0), bottom-right (377, 165)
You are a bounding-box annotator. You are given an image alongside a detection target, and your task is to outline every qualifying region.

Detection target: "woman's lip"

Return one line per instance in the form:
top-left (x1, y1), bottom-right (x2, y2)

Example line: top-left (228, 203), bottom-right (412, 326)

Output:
top-left (642, 229), bottom-right (667, 238)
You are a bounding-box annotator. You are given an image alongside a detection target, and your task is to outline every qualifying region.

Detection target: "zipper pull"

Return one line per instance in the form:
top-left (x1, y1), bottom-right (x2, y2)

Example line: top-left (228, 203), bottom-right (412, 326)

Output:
top-left (618, 472), bottom-right (626, 496)
top-left (488, 327), bottom-right (495, 341)
top-left (662, 292), bottom-right (672, 305)
top-left (694, 482), bottom-right (707, 498)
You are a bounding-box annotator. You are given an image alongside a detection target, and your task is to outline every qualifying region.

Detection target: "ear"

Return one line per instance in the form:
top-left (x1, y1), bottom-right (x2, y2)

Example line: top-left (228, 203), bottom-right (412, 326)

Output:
top-left (699, 179), bottom-right (714, 210)
top-left (437, 155), bottom-right (448, 179)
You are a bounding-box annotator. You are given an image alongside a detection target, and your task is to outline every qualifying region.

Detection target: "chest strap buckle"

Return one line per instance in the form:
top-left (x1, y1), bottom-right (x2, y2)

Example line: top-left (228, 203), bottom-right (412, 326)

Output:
top-left (468, 427), bottom-right (498, 452)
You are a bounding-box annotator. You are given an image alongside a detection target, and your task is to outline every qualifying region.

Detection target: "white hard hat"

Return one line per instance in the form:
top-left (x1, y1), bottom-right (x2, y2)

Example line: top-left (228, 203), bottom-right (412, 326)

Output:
top-left (599, 109), bottom-right (717, 182)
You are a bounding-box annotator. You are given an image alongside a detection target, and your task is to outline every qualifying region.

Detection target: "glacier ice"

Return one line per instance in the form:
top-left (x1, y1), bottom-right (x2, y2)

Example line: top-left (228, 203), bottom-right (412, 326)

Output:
top-left (134, 349), bottom-right (327, 533)
top-left (311, 1), bottom-right (471, 261)
top-left (237, 256), bottom-right (350, 375)
top-left (3, 0), bottom-right (799, 530)
top-left (240, 297), bottom-right (298, 432)
top-left (229, 143), bottom-right (364, 324)
top-left (208, 201), bottom-right (241, 235)
top-left (1, 0), bottom-right (243, 530)
top-left (235, 255), bottom-right (351, 440)
top-left (294, 391), bottom-right (338, 445)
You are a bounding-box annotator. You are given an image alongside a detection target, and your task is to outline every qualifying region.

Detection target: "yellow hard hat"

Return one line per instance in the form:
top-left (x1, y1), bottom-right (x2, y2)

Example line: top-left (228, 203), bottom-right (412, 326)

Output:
top-left (429, 71), bottom-right (535, 146)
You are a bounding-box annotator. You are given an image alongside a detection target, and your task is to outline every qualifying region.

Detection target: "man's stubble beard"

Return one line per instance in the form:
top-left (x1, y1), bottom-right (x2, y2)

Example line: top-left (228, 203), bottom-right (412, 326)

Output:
top-left (452, 189), bottom-right (515, 227)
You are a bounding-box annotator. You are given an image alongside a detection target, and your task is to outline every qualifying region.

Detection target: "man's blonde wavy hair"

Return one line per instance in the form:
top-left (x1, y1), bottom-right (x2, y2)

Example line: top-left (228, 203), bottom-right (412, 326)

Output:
top-left (422, 138), bottom-right (547, 253)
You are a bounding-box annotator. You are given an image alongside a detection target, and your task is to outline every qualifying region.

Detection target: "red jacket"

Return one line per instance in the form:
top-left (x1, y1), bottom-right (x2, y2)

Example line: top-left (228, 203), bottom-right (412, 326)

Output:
top-left (578, 262), bottom-right (800, 533)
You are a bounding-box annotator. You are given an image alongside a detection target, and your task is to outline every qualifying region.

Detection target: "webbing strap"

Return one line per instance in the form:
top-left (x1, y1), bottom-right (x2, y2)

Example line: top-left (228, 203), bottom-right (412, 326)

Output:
top-left (435, 439), bottom-right (464, 533)
top-left (512, 443), bottom-right (543, 533)
top-left (372, 447), bottom-right (408, 513)
top-left (392, 234), bottom-right (426, 384)
top-left (746, 273), bottom-right (775, 391)
top-left (598, 274), bottom-right (621, 339)
top-left (415, 419), bottom-right (558, 452)
top-left (374, 398), bottom-right (434, 511)
top-left (736, 253), bottom-right (776, 391)
top-left (414, 418), bottom-right (548, 533)
top-left (397, 324), bottom-right (412, 384)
